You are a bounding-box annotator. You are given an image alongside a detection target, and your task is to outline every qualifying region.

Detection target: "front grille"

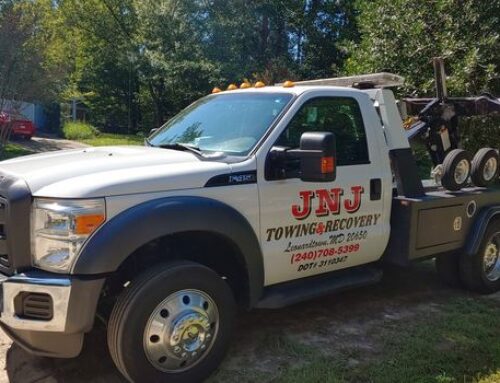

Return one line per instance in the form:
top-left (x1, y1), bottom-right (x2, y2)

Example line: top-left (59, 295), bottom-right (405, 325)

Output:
top-left (0, 173), bottom-right (32, 273)
top-left (0, 198), bottom-right (10, 273)
top-left (17, 292), bottom-right (53, 320)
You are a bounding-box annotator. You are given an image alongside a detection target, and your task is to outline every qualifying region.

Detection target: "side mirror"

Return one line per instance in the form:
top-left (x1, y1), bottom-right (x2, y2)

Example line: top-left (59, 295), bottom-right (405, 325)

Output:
top-left (289, 132), bottom-right (336, 182)
top-left (149, 128), bottom-right (159, 136)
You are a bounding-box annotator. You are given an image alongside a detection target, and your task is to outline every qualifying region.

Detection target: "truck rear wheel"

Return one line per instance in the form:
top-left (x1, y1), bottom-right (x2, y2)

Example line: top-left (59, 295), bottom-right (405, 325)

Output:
top-left (441, 149), bottom-right (472, 191)
top-left (459, 219), bottom-right (500, 294)
top-left (471, 148), bottom-right (499, 187)
top-left (435, 253), bottom-right (461, 288)
top-left (107, 261), bottom-right (236, 383)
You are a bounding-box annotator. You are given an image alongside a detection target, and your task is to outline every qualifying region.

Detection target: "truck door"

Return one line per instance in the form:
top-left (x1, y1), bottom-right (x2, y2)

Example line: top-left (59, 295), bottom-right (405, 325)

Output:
top-left (257, 91), bottom-right (392, 286)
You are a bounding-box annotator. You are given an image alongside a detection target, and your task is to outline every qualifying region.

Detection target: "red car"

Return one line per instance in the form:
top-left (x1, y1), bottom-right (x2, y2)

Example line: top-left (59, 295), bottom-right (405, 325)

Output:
top-left (0, 111), bottom-right (36, 139)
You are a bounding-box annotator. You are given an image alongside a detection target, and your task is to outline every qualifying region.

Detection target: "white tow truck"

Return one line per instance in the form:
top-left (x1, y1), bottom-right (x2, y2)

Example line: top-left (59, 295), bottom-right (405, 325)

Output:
top-left (0, 59), bottom-right (499, 382)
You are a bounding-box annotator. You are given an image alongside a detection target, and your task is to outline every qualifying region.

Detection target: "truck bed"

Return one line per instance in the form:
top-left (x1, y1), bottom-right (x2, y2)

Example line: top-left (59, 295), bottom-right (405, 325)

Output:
top-left (383, 186), bottom-right (500, 266)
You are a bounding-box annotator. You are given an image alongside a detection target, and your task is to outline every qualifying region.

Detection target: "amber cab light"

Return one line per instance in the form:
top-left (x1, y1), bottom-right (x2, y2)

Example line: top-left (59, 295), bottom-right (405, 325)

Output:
top-left (321, 156), bottom-right (335, 174)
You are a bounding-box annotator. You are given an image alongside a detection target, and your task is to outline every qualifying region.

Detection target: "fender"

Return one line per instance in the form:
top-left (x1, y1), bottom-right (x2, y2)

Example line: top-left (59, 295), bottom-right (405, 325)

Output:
top-left (72, 196), bottom-right (264, 307)
top-left (465, 205), bottom-right (500, 256)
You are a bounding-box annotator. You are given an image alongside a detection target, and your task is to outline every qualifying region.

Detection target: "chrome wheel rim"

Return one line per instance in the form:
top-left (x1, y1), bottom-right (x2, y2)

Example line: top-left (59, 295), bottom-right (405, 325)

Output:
top-left (454, 159), bottom-right (470, 185)
top-left (483, 234), bottom-right (500, 282)
top-left (483, 157), bottom-right (498, 181)
top-left (143, 289), bottom-right (219, 372)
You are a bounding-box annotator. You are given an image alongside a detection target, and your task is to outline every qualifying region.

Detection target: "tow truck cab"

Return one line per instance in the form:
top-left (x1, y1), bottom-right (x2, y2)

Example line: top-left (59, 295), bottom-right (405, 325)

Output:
top-left (0, 70), bottom-right (499, 383)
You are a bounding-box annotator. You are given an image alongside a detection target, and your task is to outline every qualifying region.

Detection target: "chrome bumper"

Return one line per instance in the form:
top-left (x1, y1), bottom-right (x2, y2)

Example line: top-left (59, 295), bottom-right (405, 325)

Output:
top-left (0, 271), bottom-right (104, 358)
top-left (0, 273), bottom-right (72, 332)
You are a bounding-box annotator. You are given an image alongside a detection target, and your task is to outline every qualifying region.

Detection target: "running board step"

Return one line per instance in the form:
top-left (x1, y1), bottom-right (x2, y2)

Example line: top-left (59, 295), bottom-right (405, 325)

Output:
top-left (256, 265), bottom-right (383, 309)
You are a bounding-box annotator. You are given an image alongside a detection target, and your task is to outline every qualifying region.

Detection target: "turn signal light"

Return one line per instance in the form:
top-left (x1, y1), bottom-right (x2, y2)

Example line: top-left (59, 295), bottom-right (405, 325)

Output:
top-left (283, 80), bottom-right (295, 88)
top-left (254, 81), bottom-right (266, 88)
top-left (321, 157), bottom-right (335, 174)
top-left (212, 87), bottom-right (222, 94)
top-left (75, 214), bottom-right (106, 235)
top-left (227, 84), bottom-right (238, 91)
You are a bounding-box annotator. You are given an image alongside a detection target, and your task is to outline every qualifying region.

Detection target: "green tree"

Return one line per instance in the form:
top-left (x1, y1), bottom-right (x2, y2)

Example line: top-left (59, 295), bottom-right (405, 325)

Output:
top-left (0, 0), bottom-right (65, 148)
top-left (133, 0), bottom-right (223, 127)
top-left (347, 0), bottom-right (500, 171)
top-left (55, 0), bottom-right (141, 131)
top-left (347, 0), bottom-right (500, 96)
top-left (289, 0), bottom-right (359, 79)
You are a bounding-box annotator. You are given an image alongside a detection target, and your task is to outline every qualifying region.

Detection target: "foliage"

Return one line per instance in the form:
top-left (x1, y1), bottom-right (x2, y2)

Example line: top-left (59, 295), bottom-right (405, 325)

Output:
top-left (0, 0), bottom-right (499, 145)
top-left (11, 0), bottom-right (358, 133)
top-left (347, 0), bottom-right (500, 97)
top-left (346, 0), bottom-right (500, 169)
top-left (62, 121), bottom-right (98, 140)
top-left (461, 116), bottom-right (500, 154)
top-left (0, 0), bottom-right (65, 152)
top-left (0, 1), bottom-right (62, 105)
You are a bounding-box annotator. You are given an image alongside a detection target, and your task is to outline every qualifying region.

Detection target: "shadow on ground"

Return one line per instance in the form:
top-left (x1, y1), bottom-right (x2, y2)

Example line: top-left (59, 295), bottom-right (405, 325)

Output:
top-left (5, 263), bottom-right (496, 382)
top-left (12, 137), bottom-right (88, 153)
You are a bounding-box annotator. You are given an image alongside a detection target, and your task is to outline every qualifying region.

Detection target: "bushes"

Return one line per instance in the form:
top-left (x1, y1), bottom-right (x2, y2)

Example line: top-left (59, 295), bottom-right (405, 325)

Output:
top-left (62, 122), bottom-right (99, 140)
top-left (461, 116), bottom-right (500, 154)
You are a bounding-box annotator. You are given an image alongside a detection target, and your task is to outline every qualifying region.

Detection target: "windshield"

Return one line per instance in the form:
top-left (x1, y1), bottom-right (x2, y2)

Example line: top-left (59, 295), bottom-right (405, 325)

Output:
top-left (149, 93), bottom-right (293, 156)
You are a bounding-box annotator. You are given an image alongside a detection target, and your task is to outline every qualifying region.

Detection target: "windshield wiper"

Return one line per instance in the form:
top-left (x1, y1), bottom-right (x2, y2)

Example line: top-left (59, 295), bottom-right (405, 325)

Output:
top-left (157, 143), bottom-right (204, 156)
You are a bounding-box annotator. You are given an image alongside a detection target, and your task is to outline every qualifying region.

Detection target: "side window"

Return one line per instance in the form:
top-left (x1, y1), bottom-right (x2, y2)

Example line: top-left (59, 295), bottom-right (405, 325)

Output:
top-left (275, 97), bottom-right (370, 166)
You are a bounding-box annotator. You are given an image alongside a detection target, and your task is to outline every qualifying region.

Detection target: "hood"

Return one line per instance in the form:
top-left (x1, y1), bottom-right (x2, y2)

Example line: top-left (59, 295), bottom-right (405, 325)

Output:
top-left (0, 146), bottom-right (230, 198)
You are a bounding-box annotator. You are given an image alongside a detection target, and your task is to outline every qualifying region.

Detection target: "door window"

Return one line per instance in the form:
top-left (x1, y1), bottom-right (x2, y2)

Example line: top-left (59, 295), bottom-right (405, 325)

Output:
top-left (275, 97), bottom-right (370, 166)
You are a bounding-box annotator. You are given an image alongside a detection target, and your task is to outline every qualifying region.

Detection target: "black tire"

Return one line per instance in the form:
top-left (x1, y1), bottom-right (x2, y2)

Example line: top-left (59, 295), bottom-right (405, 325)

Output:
top-left (471, 148), bottom-right (499, 187)
top-left (459, 219), bottom-right (500, 294)
top-left (435, 253), bottom-right (462, 288)
top-left (441, 149), bottom-right (472, 191)
top-left (108, 261), bottom-right (236, 383)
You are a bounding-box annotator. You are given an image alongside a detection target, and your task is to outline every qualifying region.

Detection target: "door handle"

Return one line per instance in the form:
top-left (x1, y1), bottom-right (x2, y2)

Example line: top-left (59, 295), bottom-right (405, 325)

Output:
top-left (370, 179), bottom-right (382, 200)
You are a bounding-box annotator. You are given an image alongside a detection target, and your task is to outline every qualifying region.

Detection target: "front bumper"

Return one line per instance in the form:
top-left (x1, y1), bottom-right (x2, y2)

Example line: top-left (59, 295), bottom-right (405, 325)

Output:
top-left (0, 270), bottom-right (104, 357)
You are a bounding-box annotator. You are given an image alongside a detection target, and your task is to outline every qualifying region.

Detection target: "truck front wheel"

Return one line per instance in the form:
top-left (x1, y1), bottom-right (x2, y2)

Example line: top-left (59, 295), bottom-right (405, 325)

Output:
top-left (107, 261), bottom-right (236, 383)
top-left (460, 219), bottom-right (500, 294)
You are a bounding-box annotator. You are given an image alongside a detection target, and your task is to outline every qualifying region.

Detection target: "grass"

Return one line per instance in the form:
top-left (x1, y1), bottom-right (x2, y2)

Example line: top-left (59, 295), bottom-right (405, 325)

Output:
top-left (63, 121), bottom-right (99, 140)
top-left (0, 142), bottom-right (33, 160)
top-left (80, 133), bottom-right (143, 146)
top-left (267, 297), bottom-right (500, 383)
top-left (210, 295), bottom-right (500, 383)
top-left (62, 121), bottom-right (144, 146)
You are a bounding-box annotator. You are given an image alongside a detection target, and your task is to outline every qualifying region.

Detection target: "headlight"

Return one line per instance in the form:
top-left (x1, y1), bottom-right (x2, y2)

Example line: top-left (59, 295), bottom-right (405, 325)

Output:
top-left (31, 198), bottom-right (106, 273)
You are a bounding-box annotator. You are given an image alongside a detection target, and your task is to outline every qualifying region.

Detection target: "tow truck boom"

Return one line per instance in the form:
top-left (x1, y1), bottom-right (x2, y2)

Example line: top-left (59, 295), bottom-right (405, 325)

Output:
top-left (403, 58), bottom-right (500, 166)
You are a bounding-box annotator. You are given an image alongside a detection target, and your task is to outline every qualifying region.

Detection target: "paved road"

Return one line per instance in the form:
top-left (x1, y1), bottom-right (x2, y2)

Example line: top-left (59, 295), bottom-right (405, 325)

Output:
top-left (15, 137), bottom-right (88, 152)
